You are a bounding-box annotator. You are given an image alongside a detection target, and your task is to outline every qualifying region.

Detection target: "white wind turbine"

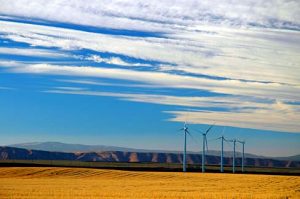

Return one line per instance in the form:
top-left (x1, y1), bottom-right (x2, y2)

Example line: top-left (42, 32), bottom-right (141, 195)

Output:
top-left (197, 123), bottom-right (215, 173)
top-left (216, 127), bottom-right (227, 173)
top-left (179, 121), bottom-right (190, 172)
top-left (237, 140), bottom-right (246, 172)
top-left (228, 139), bottom-right (237, 173)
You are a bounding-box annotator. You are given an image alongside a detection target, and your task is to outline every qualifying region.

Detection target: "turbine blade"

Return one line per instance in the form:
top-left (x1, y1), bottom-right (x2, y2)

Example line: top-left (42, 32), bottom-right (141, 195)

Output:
top-left (205, 137), bottom-right (208, 152)
top-left (186, 130), bottom-right (190, 135)
top-left (205, 122), bottom-right (215, 135)
top-left (186, 130), bottom-right (196, 142)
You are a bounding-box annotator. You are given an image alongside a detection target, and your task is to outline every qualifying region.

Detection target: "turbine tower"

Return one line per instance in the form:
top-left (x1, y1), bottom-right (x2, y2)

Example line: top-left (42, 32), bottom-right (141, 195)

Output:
top-left (237, 140), bottom-right (245, 172)
top-left (180, 122), bottom-right (189, 172)
top-left (232, 139), bottom-right (236, 173)
top-left (201, 123), bottom-right (215, 173)
top-left (219, 127), bottom-right (226, 172)
top-left (217, 134), bottom-right (226, 173)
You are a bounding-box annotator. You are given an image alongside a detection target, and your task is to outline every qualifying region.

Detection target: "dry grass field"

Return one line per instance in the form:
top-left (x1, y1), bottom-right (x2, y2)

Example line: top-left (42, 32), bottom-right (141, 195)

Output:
top-left (0, 167), bottom-right (299, 199)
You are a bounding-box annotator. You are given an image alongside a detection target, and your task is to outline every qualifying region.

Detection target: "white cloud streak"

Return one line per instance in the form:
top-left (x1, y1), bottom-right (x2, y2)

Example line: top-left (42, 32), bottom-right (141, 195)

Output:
top-left (2, 62), bottom-right (299, 103)
top-left (167, 108), bottom-right (300, 133)
top-left (44, 88), bottom-right (300, 133)
top-left (85, 55), bottom-right (151, 67)
top-left (46, 88), bottom-right (265, 109)
top-left (0, 20), bottom-right (299, 87)
top-left (0, 47), bottom-right (68, 58)
top-left (0, 0), bottom-right (299, 31)
top-left (57, 79), bottom-right (167, 89)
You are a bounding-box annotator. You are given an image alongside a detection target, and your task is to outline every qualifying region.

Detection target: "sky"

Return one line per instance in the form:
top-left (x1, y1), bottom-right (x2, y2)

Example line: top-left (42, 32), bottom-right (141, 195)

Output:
top-left (0, 0), bottom-right (299, 157)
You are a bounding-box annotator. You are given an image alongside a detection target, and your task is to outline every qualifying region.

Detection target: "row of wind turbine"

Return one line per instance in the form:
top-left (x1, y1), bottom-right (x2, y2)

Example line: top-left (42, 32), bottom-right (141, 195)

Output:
top-left (179, 122), bottom-right (215, 173)
top-left (179, 123), bottom-right (246, 173)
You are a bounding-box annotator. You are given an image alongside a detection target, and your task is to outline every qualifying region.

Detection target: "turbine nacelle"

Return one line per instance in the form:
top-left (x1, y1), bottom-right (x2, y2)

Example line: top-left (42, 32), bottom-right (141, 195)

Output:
top-left (181, 122), bottom-right (189, 132)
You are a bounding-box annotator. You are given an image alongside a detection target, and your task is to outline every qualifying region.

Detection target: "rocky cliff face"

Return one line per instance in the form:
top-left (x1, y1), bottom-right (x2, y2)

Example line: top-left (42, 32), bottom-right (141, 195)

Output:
top-left (1, 146), bottom-right (299, 168)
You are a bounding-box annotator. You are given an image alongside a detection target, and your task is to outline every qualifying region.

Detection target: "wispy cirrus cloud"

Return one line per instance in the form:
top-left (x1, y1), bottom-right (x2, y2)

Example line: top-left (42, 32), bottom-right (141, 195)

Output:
top-left (3, 62), bottom-right (300, 102)
top-left (44, 87), bottom-right (300, 133)
top-left (57, 79), bottom-right (166, 89)
top-left (0, 0), bottom-right (299, 31)
top-left (0, 47), bottom-right (69, 58)
top-left (85, 55), bottom-right (151, 67)
top-left (0, 20), bottom-right (299, 86)
top-left (167, 106), bottom-right (300, 133)
top-left (45, 86), bottom-right (266, 110)
top-left (0, 1), bottom-right (299, 134)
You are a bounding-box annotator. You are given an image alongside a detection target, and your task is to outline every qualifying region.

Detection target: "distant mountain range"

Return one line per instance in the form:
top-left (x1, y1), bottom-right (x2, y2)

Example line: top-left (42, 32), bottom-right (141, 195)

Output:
top-left (9, 142), bottom-right (260, 158)
top-left (1, 146), bottom-right (299, 168)
top-left (9, 142), bottom-right (141, 153)
top-left (8, 142), bottom-right (300, 161)
top-left (274, 155), bottom-right (300, 162)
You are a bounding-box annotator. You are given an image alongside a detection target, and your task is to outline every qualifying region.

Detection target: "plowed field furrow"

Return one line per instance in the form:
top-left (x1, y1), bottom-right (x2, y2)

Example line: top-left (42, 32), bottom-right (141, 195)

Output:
top-left (0, 167), bottom-right (299, 199)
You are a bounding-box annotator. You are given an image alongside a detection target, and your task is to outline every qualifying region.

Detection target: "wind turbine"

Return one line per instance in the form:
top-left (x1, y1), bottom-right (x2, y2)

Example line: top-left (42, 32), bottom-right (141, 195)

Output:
top-left (232, 139), bottom-right (237, 173)
top-left (217, 127), bottom-right (226, 173)
top-left (179, 122), bottom-right (189, 172)
top-left (237, 140), bottom-right (245, 172)
top-left (200, 123), bottom-right (215, 173)
top-left (227, 139), bottom-right (237, 173)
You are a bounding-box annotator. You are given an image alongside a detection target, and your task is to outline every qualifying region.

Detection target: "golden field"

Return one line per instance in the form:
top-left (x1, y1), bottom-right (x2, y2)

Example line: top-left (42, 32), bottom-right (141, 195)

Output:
top-left (0, 167), bottom-right (299, 199)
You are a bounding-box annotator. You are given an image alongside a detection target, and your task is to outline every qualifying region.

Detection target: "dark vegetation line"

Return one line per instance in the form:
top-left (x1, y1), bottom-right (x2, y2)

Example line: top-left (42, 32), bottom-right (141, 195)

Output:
top-left (0, 160), bottom-right (299, 176)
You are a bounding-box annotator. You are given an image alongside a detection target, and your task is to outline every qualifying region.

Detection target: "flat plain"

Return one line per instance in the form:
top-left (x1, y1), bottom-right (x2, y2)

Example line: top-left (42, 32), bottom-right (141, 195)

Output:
top-left (0, 167), bottom-right (299, 199)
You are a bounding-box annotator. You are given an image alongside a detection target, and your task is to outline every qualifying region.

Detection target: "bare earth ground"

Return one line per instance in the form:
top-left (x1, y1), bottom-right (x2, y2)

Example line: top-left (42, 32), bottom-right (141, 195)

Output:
top-left (0, 167), bottom-right (299, 199)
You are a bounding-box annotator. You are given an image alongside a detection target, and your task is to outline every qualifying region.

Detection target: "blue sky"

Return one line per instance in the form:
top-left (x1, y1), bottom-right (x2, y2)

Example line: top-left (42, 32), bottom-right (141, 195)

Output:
top-left (0, 0), bottom-right (299, 156)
